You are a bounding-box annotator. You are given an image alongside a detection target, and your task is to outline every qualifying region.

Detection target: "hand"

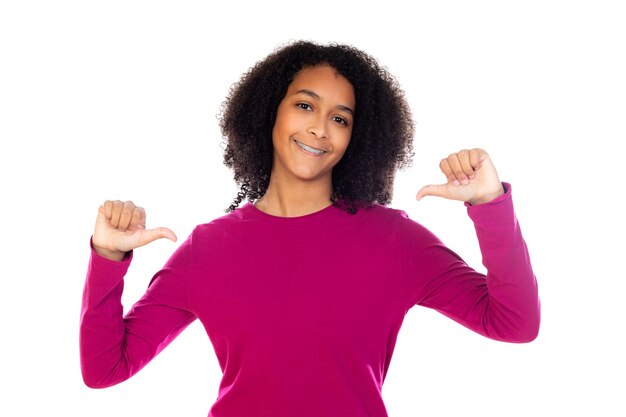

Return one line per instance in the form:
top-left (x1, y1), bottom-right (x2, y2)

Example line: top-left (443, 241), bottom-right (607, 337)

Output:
top-left (416, 148), bottom-right (504, 205)
top-left (92, 200), bottom-right (177, 261)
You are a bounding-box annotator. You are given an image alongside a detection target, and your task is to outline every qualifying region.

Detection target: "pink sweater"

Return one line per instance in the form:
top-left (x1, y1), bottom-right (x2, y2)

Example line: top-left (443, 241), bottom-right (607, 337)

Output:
top-left (80, 183), bottom-right (539, 417)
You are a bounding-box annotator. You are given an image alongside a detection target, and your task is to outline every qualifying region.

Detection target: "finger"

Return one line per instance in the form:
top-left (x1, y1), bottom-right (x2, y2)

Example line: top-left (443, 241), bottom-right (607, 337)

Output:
top-left (95, 204), bottom-right (109, 233)
top-left (128, 206), bottom-right (146, 232)
top-left (468, 149), bottom-right (482, 174)
top-left (117, 201), bottom-right (136, 232)
top-left (439, 158), bottom-right (459, 186)
top-left (110, 200), bottom-right (124, 228)
top-left (140, 227), bottom-right (178, 246)
top-left (445, 154), bottom-right (469, 186)
top-left (470, 148), bottom-right (490, 169)
top-left (103, 200), bottom-right (113, 220)
top-left (457, 149), bottom-right (475, 180)
top-left (416, 184), bottom-right (448, 201)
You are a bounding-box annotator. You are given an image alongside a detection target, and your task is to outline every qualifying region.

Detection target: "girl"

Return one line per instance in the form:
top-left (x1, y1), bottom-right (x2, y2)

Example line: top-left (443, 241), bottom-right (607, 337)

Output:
top-left (80, 41), bottom-right (540, 417)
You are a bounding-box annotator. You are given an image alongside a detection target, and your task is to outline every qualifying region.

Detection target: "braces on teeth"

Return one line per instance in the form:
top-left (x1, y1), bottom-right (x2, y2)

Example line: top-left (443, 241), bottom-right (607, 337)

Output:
top-left (296, 140), bottom-right (325, 154)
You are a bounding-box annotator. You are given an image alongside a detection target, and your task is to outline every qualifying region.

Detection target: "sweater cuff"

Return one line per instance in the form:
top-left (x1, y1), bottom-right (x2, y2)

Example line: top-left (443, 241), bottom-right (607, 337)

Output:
top-left (83, 238), bottom-right (133, 307)
top-left (463, 182), bottom-right (522, 252)
top-left (465, 182), bottom-right (515, 227)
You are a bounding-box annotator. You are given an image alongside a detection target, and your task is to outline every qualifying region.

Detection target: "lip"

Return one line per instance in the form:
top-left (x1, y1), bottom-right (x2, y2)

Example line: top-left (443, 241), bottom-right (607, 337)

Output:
top-left (293, 139), bottom-right (327, 156)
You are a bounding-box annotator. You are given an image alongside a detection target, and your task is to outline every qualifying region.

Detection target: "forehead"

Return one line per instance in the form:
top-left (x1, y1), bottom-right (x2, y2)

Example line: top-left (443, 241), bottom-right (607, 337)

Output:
top-left (287, 65), bottom-right (355, 107)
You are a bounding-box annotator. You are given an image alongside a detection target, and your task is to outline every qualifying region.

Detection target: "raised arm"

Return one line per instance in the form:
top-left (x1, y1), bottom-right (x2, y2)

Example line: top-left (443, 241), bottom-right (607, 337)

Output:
top-left (80, 201), bottom-right (194, 388)
top-left (405, 149), bottom-right (540, 342)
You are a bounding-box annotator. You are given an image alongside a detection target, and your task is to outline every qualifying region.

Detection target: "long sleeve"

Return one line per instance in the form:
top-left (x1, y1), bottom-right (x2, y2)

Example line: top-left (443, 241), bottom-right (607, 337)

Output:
top-left (79, 234), bottom-right (197, 388)
top-left (402, 183), bottom-right (540, 342)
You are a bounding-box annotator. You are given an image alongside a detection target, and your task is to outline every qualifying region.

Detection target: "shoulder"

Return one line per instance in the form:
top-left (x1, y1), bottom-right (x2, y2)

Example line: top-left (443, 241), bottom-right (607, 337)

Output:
top-left (188, 204), bottom-right (251, 244)
top-left (355, 202), bottom-right (405, 218)
top-left (365, 203), bottom-right (440, 244)
top-left (356, 203), bottom-right (413, 225)
top-left (349, 204), bottom-right (442, 254)
top-left (351, 203), bottom-right (423, 237)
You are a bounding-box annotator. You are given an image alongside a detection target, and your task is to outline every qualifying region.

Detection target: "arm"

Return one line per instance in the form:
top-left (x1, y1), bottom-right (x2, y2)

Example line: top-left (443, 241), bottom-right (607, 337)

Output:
top-left (403, 184), bottom-right (540, 342)
top-left (79, 201), bottom-right (195, 388)
top-left (407, 149), bottom-right (540, 342)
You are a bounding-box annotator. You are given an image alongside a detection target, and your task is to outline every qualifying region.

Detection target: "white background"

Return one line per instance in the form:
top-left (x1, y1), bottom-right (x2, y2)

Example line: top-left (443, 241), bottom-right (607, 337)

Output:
top-left (1, 1), bottom-right (624, 416)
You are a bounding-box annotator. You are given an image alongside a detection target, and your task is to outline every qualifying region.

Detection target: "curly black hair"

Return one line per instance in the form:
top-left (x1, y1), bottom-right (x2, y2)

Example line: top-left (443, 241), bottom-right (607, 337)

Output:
top-left (219, 40), bottom-right (414, 214)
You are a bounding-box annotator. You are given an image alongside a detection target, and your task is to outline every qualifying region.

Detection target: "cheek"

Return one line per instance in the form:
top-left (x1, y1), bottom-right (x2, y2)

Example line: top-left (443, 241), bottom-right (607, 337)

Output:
top-left (272, 102), bottom-right (289, 133)
top-left (271, 119), bottom-right (289, 148)
top-left (338, 130), bottom-right (353, 154)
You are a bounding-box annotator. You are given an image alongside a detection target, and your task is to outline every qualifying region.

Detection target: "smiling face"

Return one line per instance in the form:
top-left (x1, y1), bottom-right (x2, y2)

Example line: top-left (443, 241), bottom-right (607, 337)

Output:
top-left (270, 64), bottom-right (355, 188)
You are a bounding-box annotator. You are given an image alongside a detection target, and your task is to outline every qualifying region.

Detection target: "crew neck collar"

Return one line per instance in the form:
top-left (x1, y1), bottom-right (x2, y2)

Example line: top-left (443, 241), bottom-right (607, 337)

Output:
top-left (244, 202), bottom-right (339, 220)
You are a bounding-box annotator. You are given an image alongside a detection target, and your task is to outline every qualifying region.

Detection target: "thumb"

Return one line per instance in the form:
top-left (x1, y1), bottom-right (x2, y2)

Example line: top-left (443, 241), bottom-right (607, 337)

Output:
top-left (138, 227), bottom-right (178, 247)
top-left (415, 184), bottom-right (448, 201)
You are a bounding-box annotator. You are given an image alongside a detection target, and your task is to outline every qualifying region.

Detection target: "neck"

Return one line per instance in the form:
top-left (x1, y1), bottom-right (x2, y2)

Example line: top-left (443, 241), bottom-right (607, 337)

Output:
top-left (254, 175), bottom-right (334, 218)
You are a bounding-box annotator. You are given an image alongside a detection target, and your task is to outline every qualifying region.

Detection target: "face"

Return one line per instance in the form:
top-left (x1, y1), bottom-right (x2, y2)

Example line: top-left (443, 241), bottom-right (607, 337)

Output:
top-left (271, 64), bottom-right (355, 187)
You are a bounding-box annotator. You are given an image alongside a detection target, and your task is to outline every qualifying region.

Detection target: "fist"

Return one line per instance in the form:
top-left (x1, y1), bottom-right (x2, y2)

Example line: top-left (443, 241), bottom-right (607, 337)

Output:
top-left (416, 148), bottom-right (504, 205)
top-left (92, 200), bottom-right (177, 261)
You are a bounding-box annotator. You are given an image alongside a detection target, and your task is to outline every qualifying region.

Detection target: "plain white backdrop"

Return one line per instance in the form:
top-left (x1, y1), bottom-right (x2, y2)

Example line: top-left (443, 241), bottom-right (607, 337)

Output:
top-left (1, 1), bottom-right (624, 416)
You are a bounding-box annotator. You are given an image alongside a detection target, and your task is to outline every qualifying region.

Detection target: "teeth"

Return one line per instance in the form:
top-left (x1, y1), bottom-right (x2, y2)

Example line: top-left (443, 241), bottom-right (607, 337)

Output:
top-left (295, 140), bottom-right (325, 154)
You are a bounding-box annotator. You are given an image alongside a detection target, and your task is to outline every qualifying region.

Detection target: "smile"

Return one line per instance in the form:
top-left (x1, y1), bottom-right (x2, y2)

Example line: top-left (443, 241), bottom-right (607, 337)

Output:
top-left (294, 140), bottom-right (326, 155)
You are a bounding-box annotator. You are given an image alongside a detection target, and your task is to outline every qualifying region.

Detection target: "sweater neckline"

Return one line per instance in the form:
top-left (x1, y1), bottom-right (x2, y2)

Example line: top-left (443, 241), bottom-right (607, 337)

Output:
top-left (244, 201), bottom-right (339, 220)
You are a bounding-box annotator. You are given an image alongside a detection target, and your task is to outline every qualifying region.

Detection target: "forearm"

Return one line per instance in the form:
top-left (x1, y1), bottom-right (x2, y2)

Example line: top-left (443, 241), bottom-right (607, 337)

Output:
top-left (80, 239), bottom-right (196, 387)
top-left (465, 183), bottom-right (540, 342)
top-left (79, 245), bottom-right (135, 388)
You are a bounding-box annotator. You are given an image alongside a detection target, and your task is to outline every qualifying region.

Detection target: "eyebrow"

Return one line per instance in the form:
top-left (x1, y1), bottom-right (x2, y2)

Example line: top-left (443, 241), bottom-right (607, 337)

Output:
top-left (295, 89), bottom-right (354, 116)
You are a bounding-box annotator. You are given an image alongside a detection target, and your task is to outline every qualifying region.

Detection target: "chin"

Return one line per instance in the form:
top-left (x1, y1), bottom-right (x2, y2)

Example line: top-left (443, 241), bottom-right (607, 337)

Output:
top-left (292, 169), bottom-right (331, 182)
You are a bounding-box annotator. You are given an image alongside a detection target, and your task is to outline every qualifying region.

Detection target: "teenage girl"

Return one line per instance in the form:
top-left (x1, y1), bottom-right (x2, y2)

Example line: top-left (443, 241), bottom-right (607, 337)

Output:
top-left (81, 41), bottom-right (540, 417)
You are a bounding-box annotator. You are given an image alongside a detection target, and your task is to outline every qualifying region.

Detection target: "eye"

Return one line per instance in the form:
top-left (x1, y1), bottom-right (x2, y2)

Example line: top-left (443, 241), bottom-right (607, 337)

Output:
top-left (332, 116), bottom-right (348, 126)
top-left (296, 103), bottom-right (313, 111)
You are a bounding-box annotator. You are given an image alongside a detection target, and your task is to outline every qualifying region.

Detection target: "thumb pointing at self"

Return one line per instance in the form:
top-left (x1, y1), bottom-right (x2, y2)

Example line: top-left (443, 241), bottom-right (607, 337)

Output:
top-left (137, 226), bottom-right (178, 247)
top-left (415, 149), bottom-right (503, 205)
top-left (93, 200), bottom-right (177, 260)
top-left (415, 184), bottom-right (449, 201)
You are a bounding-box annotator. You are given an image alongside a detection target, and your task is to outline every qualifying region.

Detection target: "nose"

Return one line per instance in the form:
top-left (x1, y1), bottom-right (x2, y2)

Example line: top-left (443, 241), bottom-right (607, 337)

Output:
top-left (306, 114), bottom-right (328, 139)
